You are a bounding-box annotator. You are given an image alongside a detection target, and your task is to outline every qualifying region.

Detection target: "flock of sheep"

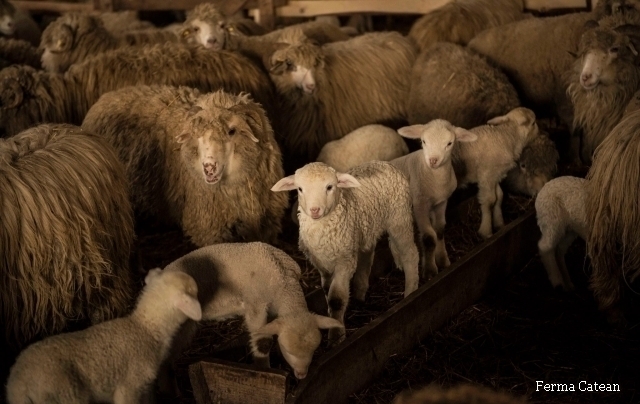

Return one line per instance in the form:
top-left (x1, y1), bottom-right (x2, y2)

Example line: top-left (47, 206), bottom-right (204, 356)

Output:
top-left (1, 0), bottom-right (640, 402)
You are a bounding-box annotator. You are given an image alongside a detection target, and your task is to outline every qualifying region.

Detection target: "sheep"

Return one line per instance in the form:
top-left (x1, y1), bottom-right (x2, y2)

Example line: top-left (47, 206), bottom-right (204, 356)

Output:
top-left (503, 132), bottom-right (559, 197)
top-left (535, 176), bottom-right (587, 292)
top-left (0, 41), bottom-right (274, 138)
top-left (160, 242), bottom-right (344, 381)
top-left (453, 107), bottom-right (540, 239)
top-left (586, 108), bottom-right (640, 324)
top-left (566, 17), bottom-right (640, 164)
top-left (5, 269), bottom-right (202, 404)
top-left (0, 0), bottom-right (41, 46)
top-left (40, 13), bottom-right (180, 73)
top-left (271, 162), bottom-right (420, 344)
top-left (316, 124), bottom-right (409, 172)
top-left (180, 2), bottom-right (269, 50)
top-left (264, 30), bottom-right (416, 170)
top-left (393, 383), bottom-right (527, 404)
top-left (92, 10), bottom-right (156, 33)
top-left (0, 123), bottom-right (134, 348)
top-left (390, 120), bottom-right (478, 278)
top-left (82, 85), bottom-right (288, 247)
top-left (623, 88), bottom-right (640, 116)
top-left (408, 0), bottom-right (526, 53)
top-left (407, 42), bottom-right (521, 129)
top-left (0, 37), bottom-right (41, 69)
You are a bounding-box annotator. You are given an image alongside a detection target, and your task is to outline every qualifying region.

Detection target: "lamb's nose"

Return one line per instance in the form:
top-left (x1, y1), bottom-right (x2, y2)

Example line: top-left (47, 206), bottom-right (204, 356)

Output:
top-left (310, 207), bottom-right (320, 215)
top-left (429, 157), bottom-right (438, 167)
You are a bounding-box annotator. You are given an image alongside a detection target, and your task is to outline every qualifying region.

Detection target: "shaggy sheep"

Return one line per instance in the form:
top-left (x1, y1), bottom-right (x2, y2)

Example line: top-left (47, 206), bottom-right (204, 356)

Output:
top-left (408, 0), bottom-right (525, 53)
top-left (393, 383), bottom-right (527, 404)
top-left (0, 42), bottom-right (274, 138)
top-left (0, 37), bottom-right (41, 68)
top-left (82, 85), bottom-right (288, 247)
top-left (623, 88), bottom-right (640, 115)
top-left (407, 42), bottom-right (521, 129)
top-left (161, 242), bottom-right (343, 380)
top-left (503, 132), bottom-right (559, 196)
top-left (391, 121), bottom-right (478, 278)
top-left (0, 123), bottom-right (134, 348)
top-left (264, 30), bottom-right (416, 169)
top-left (535, 176), bottom-right (587, 291)
top-left (6, 270), bottom-right (201, 404)
top-left (0, 0), bottom-right (41, 46)
top-left (271, 162), bottom-right (420, 344)
top-left (566, 17), bottom-right (640, 164)
top-left (180, 2), bottom-right (268, 50)
top-left (40, 13), bottom-right (180, 73)
top-left (92, 10), bottom-right (155, 33)
top-left (316, 124), bottom-right (409, 172)
top-left (586, 108), bottom-right (640, 324)
top-left (453, 107), bottom-right (540, 239)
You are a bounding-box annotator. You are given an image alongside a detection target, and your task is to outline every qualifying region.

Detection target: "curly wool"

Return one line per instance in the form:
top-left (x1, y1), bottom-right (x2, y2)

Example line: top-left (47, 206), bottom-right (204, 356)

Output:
top-left (82, 85), bottom-right (287, 247)
top-left (0, 123), bottom-right (134, 348)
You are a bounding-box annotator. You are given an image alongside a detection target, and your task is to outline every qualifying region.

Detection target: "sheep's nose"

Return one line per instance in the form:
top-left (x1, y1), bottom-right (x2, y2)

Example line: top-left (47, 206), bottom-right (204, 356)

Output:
top-left (207, 38), bottom-right (217, 44)
top-left (203, 162), bottom-right (218, 174)
top-left (310, 207), bottom-right (320, 215)
top-left (7, 21), bottom-right (13, 29)
top-left (429, 157), bottom-right (438, 167)
top-left (581, 72), bottom-right (592, 82)
top-left (305, 83), bottom-right (315, 91)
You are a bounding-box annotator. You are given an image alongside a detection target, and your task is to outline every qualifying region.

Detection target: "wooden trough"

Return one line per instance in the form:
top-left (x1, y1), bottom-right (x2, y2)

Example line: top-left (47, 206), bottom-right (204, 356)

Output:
top-left (189, 208), bottom-right (541, 403)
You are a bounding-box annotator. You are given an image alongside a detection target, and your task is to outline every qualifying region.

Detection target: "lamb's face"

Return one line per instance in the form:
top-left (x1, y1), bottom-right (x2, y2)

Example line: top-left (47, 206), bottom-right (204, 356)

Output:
top-left (268, 43), bottom-right (323, 95)
top-left (183, 18), bottom-right (226, 50)
top-left (176, 105), bottom-right (260, 185)
top-left (277, 322), bottom-right (322, 380)
top-left (576, 29), bottom-right (638, 90)
top-left (295, 166), bottom-right (340, 220)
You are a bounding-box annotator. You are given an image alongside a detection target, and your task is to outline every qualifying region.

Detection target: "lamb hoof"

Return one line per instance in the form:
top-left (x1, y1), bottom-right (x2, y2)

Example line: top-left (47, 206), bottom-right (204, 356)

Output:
top-left (478, 229), bottom-right (493, 239)
top-left (436, 255), bottom-right (451, 269)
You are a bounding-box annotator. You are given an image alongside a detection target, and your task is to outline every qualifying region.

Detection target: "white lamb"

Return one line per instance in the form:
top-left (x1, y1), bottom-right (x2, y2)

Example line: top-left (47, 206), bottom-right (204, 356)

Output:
top-left (316, 124), bottom-right (410, 172)
top-left (6, 270), bottom-right (202, 404)
top-left (271, 161), bottom-right (420, 344)
top-left (391, 120), bottom-right (478, 278)
top-left (453, 107), bottom-right (540, 239)
top-left (160, 242), bottom-right (343, 381)
top-left (535, 176), bottom-right (588, 291)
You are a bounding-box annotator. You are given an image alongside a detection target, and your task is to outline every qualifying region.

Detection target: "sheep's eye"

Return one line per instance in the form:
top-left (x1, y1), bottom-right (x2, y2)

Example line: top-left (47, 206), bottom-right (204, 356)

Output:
top-left (285, 59), bottom-right (293, 68)
top-left (610, 46), bottom-right (620, 53)
top-left (520, 163), bottom-right (526, 169)
top-left (447, 141), bottom-right (453, 146)
top-left (228, 128), bottom-right (236, 136)
top-left (193, 26), bottom-right (200, 32)
top-left (421, 140), bottom-right (425, 144)
top-left (326, 185), bottom-right (333, 191)
top-left (219, 22), bottom-right (225, 28)
top-left (298, 187), bottom-right (302, 192)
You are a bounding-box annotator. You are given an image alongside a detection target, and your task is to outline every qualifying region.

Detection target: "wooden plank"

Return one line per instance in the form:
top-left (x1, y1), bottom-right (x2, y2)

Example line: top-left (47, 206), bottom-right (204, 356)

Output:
top-left (275, 0), bottom-right (452, 16)
top-left (12, 1), bottom-right (94, 13)
top-left (287, 210), bottom-right (540, 404)
top-left (523, 0), bottom-right (587, 11)
top-left (189, 359), bottom-right (288, 404)
top-left (258, 0), bottom-right (276, 30)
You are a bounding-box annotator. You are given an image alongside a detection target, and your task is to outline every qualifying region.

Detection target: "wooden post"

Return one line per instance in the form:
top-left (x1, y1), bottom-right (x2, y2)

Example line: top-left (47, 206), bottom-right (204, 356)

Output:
top-left (93, 0), bottom-right (114, 12)
top-left (189, 359), bottom-right (289, 404)
top-left (258, 0), bottom-right (276, 30)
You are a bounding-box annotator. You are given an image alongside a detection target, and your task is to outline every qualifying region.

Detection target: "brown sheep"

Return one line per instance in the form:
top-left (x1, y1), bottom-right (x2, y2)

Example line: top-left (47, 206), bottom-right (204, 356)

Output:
top-left (503, 132), bottom-right (559, 196)
top-left (263, 29), bottom-right (416, 170)
top-left (0, 42), bottom-right (274, 138)
top-left (586, 109), bottom-right (640, 325)
top-left (82, 85), bottom-right (288, 247)
top-left (0, 123), bottom-right (134, 348)
top-left (566, 16), bottom-right (640, 164)
top-left (40, 13), bottom-right (180, 73)
top-left (408, 0), bottom-right (526, 53)
top-left (0, 37), bottom-right (41, 69)
top-left (393, 383), bottom-right (527, 404)
top-left (407, 42), bottom-right (520, 129)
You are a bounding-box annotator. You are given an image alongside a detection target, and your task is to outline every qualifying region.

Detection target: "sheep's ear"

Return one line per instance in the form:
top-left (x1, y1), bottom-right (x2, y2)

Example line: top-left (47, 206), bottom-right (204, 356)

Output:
top-left (567, 50), bottom-right (578, 58)
top-left (175, 293), bottom-right (202, 321)
top-left (271, 175), bottom-right (297, 192)
top-left (175, 132), bottom-right (190, 144)
top-left (397, 125), bottom-right (424, 139)
top-left (487, 115), bottom-right (509, 125)
top-left (144, 268), bottom-right (163, 285)
top-left (583, 19), bottom-right (600, 30)
top-left (254, 318), bottom-right (285, 337)
top-left (187, 105), bottom-right (203, 116)
top-left (628, 42), bottom-right (639, 56)
top-left (229, 102), bottom-right (266, 142)
top-left (313, 314), bottom-right (344, 330)
top-left (263, 43), bottom-right (290, 73)
top-left (181, 27), bottom-right (192, 38)
top-left (336, 173), bottom-right (361, 188)
top-left (453, 127), bottom-right (478, 142)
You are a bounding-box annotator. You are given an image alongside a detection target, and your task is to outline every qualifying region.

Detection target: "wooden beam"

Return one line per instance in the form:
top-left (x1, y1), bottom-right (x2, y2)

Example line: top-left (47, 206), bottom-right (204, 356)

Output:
top-left (12, 1), bottom-right (94, 13)
top-left (275, 0), bottom-right (452, 17)
top-left (259, 0), bottom-right (276, 30)
top-left (523, 0), bottom-right (587, 11)
top-left (287, 210), bottom-right (540, 404)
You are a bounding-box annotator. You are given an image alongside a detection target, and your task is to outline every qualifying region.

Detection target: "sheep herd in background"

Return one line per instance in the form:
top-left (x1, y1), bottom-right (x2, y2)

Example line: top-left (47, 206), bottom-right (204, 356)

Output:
top-left (1, 0), bottom-right (640, 401)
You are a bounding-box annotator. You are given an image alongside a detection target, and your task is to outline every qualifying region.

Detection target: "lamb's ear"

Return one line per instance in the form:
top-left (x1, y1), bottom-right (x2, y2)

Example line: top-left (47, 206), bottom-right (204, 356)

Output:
top-left (175, 293), bottom-right (202, 321)
top-left (453, 127), bottom-right (478, 142)
top-left (313, 314), bottom-right (344, 330)
top-left (397, 125), bottom-right (424, 139)
top-left (144, 268), bottom-right (163, 285)
top-left (487, 114), bottom-right (509, 125)
top-left (271, 175), bottom-right (297, 192)
top-left (253, 318), bottom-right (285, 337)
top-left (336, 173), bottom-right (361, 188)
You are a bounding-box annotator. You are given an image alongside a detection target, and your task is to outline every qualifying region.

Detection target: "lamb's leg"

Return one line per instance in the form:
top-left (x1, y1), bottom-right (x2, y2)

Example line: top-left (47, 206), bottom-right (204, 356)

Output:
top-left (477, 181), bottom-right (497, 239)
top-left (352, 249), bottom-right (375, 302)
top-left (246, 307), bottom-right (271, 368)
top-left (327, 266), bottom-right (354, 345)
top-left (414, 204), bottom-right (438, 279)
top-left (492, 184), bottom-right (505, 229)
top-left (387, 220), bottom-right (420, 297)
top-left (538, 230), bottom-right (564, 289)
top-left (432, 202), bottom-right (450, 269)
top-left (556, 232), bottom-right (578, 291)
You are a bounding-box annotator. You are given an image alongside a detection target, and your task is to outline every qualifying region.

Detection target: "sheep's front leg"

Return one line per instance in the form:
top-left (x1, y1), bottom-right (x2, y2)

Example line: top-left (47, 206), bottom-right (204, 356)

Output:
top-left (555, 232), bottom-right (578, 291)
top-left (477, 181), bottom-right (497, 239)
top-left (352, 249), bottom-right (374, 302)
top-left (538, 232), bottom-right (563, 289)
top-left (246, 307), bottom-right (271, 368)
top-left (413, 204), bottom-right (439, 279)
top-left (327, 265), bottom-right (354, 345)
top-left (492, 184), bottom-right (505, 229)
top-left (431, 202), bottom-right (450, 269)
